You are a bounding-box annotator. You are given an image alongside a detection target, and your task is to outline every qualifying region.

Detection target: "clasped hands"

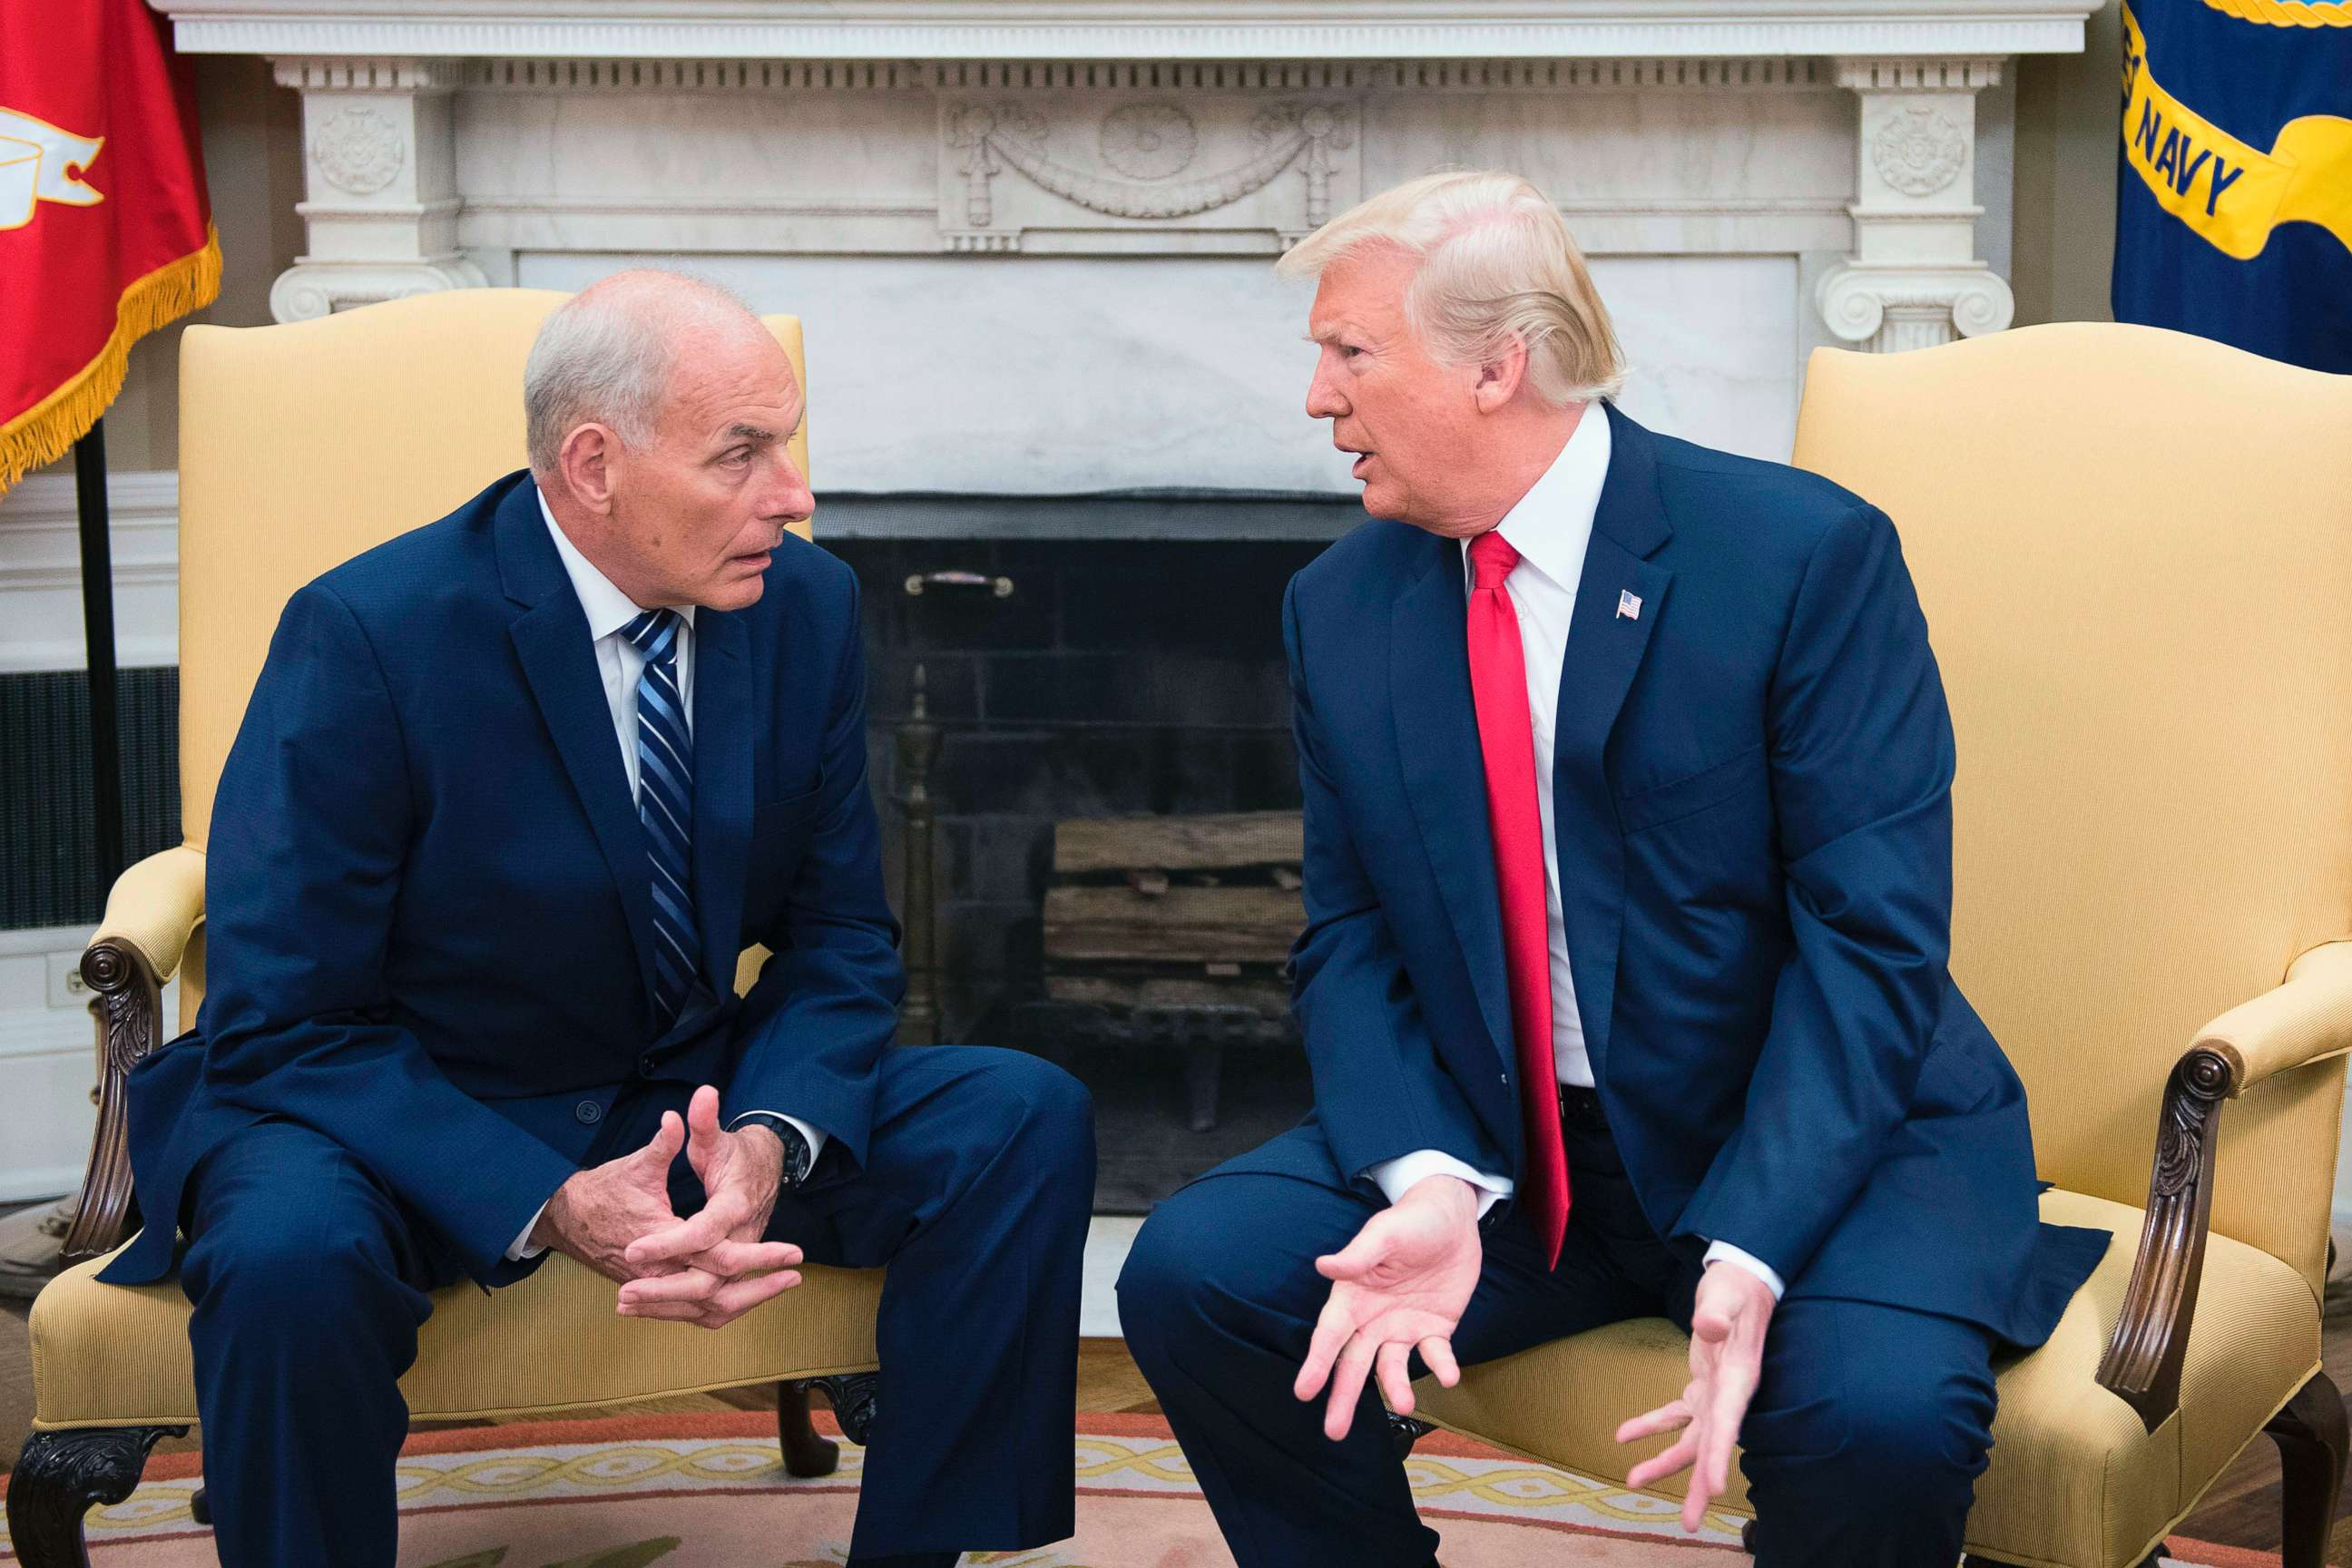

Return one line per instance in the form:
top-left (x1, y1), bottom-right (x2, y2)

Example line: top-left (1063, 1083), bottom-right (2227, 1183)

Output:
top-left (1293, 1173), bottom-right (1775, 1534)
top-left (528, 1083), bottom-right (805, 1330)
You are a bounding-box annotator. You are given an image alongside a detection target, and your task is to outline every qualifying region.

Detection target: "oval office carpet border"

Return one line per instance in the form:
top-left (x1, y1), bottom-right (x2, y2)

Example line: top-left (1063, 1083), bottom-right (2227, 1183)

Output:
top-left (0, 1410), bottom-right (2275, 1566)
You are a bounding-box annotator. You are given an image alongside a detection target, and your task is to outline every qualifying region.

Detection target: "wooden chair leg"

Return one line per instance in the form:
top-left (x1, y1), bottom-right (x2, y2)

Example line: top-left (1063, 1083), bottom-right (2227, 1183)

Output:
top-left (2268, 1368), bottom-right (2349, 1568)
top-left (1385, 1412), bottom-right (1433, 1461)
top-left (777, 1380), bottom-right (838, 1477)
top-left (5, 1426), bottom-right (182, 1568)
top-left (808, 1371), bottom-right (881, 1447)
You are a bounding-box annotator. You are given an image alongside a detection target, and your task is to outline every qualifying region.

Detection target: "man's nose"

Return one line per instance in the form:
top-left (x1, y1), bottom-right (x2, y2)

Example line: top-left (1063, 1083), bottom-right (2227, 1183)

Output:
top-left (1305, 374), bottom-right (1347, 420)
top-left (768, 452), bottom-right (815, 522)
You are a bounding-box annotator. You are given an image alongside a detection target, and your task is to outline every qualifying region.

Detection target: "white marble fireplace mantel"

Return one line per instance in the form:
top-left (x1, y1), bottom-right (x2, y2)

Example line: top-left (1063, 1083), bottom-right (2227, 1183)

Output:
top-left (152, 0), bottom-right (2097, 494)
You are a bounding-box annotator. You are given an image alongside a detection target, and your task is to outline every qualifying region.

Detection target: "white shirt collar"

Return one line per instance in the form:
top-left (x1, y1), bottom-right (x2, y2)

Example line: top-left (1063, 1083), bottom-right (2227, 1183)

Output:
top-left (535, 483), bottom-right (695, 640)
top-left (1464, 402), bottom-right (1612, 589)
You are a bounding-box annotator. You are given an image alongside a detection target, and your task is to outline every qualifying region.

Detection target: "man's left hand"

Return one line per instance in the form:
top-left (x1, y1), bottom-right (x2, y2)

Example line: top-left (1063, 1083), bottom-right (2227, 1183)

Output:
top-left (617, 1085), bottom-right (804, 1329)
top-left (1613, 1259), bottom-right (1777, 1533)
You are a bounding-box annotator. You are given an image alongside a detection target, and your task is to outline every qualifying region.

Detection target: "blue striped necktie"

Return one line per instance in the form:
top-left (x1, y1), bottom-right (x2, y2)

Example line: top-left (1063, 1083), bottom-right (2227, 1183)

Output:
top-left (622, 608), bottom-right (700, 1024)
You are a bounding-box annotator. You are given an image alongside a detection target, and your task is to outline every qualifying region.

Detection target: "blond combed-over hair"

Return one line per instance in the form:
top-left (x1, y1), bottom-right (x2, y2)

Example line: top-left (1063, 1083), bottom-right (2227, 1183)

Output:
top-left (1276, 170), bottom-right (1627, 406)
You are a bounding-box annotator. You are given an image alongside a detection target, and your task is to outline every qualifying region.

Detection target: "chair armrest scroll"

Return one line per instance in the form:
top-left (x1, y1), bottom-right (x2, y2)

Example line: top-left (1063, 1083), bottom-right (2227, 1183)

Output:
top-left (2194, 940), bottom-right (2352, 1097)
top-left (87, 844), bottom-right (207, 984)
top-left (61, 848), bottom-right (203, 1264)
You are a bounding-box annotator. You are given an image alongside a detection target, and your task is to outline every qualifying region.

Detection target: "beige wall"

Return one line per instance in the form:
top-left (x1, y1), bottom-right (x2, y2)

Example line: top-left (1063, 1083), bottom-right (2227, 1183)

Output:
top-left (2011, 0), bottom-right (2123, 328)
top-left (34, 55), bottom-right (303, 480)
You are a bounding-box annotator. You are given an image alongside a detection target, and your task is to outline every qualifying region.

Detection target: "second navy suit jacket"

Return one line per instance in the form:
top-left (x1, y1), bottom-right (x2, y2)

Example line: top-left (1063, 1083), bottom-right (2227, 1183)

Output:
top-left (1258, 404), bottom-right (2106, 1348)
top-left (105, 471), bottom-right (905, 1288)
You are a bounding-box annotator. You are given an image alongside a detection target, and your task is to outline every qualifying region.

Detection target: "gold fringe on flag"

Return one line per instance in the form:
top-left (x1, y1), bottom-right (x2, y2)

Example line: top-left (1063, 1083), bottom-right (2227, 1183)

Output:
top-left (0, 222), bottom-right (223, 495)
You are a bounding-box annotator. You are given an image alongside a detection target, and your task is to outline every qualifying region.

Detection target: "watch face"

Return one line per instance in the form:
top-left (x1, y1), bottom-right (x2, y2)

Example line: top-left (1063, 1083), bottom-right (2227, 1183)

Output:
top-left (776, 1122), bottom-right (813, 1185)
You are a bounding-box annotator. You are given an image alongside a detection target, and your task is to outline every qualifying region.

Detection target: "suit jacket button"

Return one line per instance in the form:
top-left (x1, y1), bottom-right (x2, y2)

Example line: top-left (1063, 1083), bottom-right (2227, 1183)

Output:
top-left (639, 1054), bottom-right (658, 1077)
top-left (575, 1100), bottom-right (603, 1125)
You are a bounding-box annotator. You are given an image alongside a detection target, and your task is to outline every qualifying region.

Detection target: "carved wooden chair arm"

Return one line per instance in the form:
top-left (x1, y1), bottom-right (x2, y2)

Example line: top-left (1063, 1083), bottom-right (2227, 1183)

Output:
top-left (2095, 940), bottom-right (2352, 1430)
top-left (64, 846), bottom-right (206, 1265)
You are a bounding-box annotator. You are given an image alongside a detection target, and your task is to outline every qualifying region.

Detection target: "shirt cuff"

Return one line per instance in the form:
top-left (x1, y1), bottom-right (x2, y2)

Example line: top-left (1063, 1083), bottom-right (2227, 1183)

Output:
top-left (1702, 1240), bottom-right (1787, 1299)
top-left (1367, 1149), bottom-right (1514, 1219)
top-left (506, 1203), bottom-right (551, 1262)
top-left (728, 1110), bottom-right (828, 1171)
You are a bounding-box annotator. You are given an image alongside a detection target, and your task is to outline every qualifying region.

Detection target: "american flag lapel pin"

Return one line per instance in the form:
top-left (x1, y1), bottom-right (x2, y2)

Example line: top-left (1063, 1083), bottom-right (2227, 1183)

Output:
top-left (1617, 589), bottom-right (1642, 621)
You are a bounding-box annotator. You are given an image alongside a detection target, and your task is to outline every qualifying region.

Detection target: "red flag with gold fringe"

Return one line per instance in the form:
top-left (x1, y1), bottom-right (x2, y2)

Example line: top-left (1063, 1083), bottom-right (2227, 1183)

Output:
top-left (0, 0), bottom-right (220, 493)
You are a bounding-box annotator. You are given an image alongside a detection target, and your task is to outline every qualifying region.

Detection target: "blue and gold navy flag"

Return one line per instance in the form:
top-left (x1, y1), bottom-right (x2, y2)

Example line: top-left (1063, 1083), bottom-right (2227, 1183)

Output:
top-left (2112, 0), bottom-right (2352, 372)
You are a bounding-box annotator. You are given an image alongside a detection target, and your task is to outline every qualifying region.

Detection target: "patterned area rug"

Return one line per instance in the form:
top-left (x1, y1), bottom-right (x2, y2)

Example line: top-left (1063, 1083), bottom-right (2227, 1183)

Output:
top-left (0, 1411), bottom-right (2276, 1565)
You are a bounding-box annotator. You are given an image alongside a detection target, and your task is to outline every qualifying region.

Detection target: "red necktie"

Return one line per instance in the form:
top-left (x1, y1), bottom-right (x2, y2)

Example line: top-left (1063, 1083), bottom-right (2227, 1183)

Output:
top-left (1465, 529), bottom-right (1573, 1266)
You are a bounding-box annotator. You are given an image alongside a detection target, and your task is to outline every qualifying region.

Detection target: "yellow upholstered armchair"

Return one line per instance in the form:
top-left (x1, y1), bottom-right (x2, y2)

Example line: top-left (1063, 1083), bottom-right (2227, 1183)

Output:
top-left (6, 290), bottom-right (885, 1564)
top-left (1413, 324), bottom-right (2352, 1568)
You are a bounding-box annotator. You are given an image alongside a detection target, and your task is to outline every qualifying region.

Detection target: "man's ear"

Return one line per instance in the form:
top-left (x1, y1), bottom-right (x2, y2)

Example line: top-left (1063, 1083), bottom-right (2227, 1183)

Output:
top-left (1471, 338), bottom-right (1531, 415)
top-left (559, 424), bottom-right (620, 514)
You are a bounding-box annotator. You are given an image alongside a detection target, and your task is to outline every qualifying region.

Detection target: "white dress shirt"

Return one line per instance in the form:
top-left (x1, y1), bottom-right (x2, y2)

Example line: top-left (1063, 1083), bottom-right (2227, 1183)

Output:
top-left (1358, 413), bottom-right (1784, 1299)
top-left (507, 486), bottom-right (825, 1260)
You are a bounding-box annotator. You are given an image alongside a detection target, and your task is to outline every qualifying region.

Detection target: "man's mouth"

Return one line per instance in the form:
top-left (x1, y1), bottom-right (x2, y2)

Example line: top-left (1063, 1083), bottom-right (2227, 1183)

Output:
top-left (1349, 452), bottom-right (1374, 478)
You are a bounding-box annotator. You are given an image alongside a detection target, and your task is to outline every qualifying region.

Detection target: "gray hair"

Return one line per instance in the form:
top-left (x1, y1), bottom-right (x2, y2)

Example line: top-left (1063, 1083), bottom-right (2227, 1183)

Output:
top-left (1276, 170), bottom-right (1628, 406)
top-left (523, 270), bottom-right (761, 474)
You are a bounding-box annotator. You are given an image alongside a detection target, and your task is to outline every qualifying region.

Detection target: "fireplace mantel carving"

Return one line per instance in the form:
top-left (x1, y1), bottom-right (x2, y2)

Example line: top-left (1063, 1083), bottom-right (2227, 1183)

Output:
top-left (151, 0), bottom-right (2093, 488)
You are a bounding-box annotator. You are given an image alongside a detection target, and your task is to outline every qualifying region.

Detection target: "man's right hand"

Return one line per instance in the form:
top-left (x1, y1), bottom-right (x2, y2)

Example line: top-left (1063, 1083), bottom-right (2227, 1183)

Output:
top-left (529, 1110), bottom-right (802, 1296)
top-left (1293, 1173), bottom-right (1481, 1441)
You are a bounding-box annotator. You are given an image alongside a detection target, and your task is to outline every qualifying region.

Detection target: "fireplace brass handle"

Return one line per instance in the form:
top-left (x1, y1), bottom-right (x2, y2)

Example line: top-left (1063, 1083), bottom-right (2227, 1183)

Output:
top-left (905, 570), bottom-right (1014, 598)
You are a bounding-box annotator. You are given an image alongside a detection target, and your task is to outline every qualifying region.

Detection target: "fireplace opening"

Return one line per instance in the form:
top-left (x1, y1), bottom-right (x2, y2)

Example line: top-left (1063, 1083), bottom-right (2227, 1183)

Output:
top-left (826, 492), bottom-right (1358, 1213)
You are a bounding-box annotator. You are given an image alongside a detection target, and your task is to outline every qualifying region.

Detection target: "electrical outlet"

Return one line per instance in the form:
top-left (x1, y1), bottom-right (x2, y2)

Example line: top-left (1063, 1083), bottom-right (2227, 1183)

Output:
top-left (46, 946), bottom-right (91, 1010)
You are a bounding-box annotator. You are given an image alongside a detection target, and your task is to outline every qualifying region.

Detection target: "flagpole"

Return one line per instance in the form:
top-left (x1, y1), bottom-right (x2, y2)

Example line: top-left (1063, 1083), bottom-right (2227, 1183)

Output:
top-left (74, 417), bottom-right (125, 890)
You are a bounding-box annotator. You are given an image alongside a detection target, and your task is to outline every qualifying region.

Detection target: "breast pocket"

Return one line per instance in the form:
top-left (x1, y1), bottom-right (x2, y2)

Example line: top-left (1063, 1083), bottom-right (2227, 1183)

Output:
top-left (751, 786), bottom-right (823, 844)
top-left (1614, 743), bottom-right (1768, 834)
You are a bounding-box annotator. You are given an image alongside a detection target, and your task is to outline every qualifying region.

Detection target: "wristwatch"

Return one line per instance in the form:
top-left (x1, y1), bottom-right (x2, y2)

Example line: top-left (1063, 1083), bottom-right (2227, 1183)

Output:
top-left (735, 1112), bottom-right (815, 1190)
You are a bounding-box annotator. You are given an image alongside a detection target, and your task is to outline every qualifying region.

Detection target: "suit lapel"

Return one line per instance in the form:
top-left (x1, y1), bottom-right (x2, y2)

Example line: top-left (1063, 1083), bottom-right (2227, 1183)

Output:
top-left (1551, 403), bottom-right (1674, 1080)
top-left (1389, 537), bottom-right (1515, 1062)
top-left (689, 607), bottom-right (752, 997)
top-left (496, 483), bottom-right (662, 1019)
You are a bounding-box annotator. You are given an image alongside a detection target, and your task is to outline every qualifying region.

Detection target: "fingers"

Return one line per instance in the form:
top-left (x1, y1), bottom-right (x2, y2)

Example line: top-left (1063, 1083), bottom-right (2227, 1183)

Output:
top-left (1323, 1329), bottom-right (1378, 1442)
top-left (1313, 1223), bottom-right (1391, 1284)
top-left (691, 1238), bottom-right (803, 1279)
top-left (615, 1240), bottom-right (800, 1297)
top-left (623, 1202), bottom-right (734, 1269)
top-left (1687, 1357), bottom-right (1756, 1534)
top-left (1376, 1341), bottom-right (1415, 1416)
top-left (1294, 1295), bottom-right (1353, 1404)
top-left (682, 1084), bottom-right (726, 1180)
top-left (704, 1267), bottom-right (801, 1319)
top-left (1418, 1336), bottom-right (1460, 1389)
top-left (618, 1265), bottom-right (728, 1307)
top-left (1684, 1428), bottom-right (1730, 1534)
top-left (630, 1111), bottom-right (685, 1172)
top-left (1622, 1432), bottom-right (1699, 1493)
top-left (617, 1266), bottom-right (804, 1325)
top-left (1613, 1398), bottom-right (1692, 1446)
top-left (1681, 1422), bottom-right (1730, 1534)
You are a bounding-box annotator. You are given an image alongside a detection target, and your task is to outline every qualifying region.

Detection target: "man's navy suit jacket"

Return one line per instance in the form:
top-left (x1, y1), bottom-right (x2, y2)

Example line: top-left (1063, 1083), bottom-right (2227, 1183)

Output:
top-left (103, 471), bottom-right (905, 1289)
top-left (1257, 404), bottom-right (2107, 1348)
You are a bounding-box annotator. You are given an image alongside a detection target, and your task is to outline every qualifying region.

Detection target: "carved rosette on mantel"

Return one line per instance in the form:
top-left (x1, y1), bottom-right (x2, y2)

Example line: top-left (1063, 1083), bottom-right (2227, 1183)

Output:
top-left (938, 85), bottom-right (1359, 254)
top-left (269, 58), bottom-right (486, 322)
top-left (1817, 57), bottom-right (2016, 353)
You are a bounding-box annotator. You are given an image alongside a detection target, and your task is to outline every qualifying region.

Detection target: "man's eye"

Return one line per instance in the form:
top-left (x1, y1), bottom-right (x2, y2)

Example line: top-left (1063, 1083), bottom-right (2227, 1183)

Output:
top-left (722, 449), bottom-right (751, 466)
